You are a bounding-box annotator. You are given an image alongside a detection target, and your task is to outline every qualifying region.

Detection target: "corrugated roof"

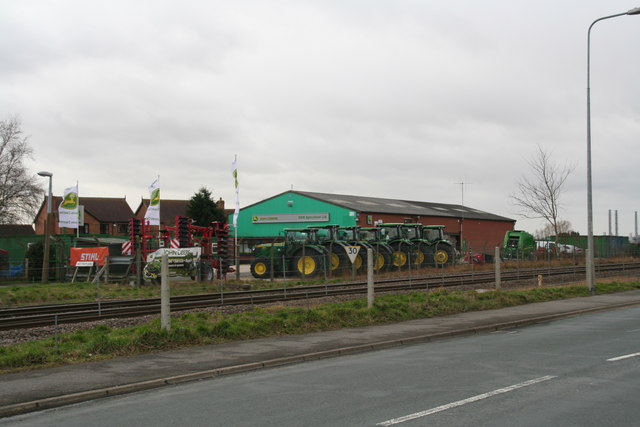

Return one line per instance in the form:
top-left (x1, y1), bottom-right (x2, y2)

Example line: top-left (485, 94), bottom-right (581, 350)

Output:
top-left (293, 191), bottom-right (514, 222)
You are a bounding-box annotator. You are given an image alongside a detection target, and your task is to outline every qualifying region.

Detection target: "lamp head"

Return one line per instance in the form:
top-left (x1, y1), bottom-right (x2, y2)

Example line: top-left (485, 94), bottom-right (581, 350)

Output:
top-left (37, 171), bottom-right (53, 178)
top-left (627, 7), bottom-right (640, 15)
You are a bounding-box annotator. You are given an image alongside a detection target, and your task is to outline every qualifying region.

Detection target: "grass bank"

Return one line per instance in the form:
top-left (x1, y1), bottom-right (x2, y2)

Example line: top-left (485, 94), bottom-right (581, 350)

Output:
top-left (2, 281), bottom-right (640, 373)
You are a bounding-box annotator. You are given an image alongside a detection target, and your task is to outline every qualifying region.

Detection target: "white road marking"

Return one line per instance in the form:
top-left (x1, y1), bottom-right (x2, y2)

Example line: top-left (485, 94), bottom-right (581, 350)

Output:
top-left (376, 375), bottom-right (557, 426)
top-left (607, 352), bottom-right (640, 362)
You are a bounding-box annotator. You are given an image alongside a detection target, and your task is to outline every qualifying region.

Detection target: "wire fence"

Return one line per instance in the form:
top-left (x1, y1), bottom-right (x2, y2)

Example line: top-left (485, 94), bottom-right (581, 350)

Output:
top-left (2, 241), bottom-right (639, 284)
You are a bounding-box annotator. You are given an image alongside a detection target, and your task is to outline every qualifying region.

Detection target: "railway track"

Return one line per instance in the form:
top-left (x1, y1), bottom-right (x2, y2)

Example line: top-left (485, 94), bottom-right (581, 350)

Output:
top-left (1, 262), bottom-right (639, 331)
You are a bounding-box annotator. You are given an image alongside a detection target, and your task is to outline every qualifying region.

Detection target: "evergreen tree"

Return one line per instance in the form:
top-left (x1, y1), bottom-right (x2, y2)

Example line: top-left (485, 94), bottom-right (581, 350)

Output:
top-left (186, 187), bottom-right (226, 226)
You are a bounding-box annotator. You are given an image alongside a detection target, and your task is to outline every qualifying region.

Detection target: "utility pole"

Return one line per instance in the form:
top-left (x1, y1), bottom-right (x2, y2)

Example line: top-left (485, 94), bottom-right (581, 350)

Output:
top-left (455, 178), bottom-right (473, 256)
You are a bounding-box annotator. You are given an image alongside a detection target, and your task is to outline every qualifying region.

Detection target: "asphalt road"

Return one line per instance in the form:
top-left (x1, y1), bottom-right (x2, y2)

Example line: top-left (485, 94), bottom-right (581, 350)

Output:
top-left (2, 305), bottom-right (639, 426)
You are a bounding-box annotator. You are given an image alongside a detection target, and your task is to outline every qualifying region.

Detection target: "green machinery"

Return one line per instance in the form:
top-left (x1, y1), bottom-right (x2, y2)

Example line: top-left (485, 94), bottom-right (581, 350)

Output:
top-left (384, 223), bottom-right (456, 267)
top-left (310, 225), bottom-right (366, 274)
top-left (418, 225), bottom-right (456, 266)
top-left (249, 224), bottom-right (458, 279)
top-left (502, 230), bottom-right (536, 260)
top-left (355, 227), bottom-right (395, 272)
top-left (375, 223), bottom-right (418, 269)
top-left (339, 226), bottom-right (393, 272)
top-left (249, 228), bottom-right (327, 279)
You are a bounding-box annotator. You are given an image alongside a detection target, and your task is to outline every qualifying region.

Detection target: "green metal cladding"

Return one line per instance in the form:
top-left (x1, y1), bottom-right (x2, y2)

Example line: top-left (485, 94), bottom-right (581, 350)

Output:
top-left (230, 192), bottom-right (357, 237)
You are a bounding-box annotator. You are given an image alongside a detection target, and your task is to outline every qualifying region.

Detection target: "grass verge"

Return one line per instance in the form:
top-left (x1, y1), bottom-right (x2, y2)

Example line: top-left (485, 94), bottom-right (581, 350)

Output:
top-left (0, 278), bottom-right (311, 307)
top-left (1, 281), bottom-right (640, 373)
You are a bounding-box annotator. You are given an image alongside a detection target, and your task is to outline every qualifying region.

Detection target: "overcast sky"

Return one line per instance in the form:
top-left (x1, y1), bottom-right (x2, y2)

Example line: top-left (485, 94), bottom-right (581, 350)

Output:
top-left (1, 0), bottom-right (639, 236)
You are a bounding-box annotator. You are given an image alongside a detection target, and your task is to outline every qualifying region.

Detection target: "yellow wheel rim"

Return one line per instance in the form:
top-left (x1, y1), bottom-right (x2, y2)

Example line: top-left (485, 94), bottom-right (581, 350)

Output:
top-left (297, 256), bottom-right (316, 275)
top-left (393, 251), bottom-right (407, 267)
top-left (330, 253), bottom-right (340, 270)
top-left (415, 250), bottom-right (425, 265)
top-left (435, 250), bottom-right (449, 264)
top-left (254, 262), bottom-right (267, 275)
top-left (373, 253), bottom-right (384, 271)
top-left (354, 255), bottom-right (363, 270)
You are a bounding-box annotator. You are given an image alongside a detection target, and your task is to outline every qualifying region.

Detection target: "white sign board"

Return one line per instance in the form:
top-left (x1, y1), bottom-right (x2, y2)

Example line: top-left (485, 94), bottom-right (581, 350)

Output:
top-left (251, 213), bottom-right (329, 223)
top-left (76, 261), bottom-right (94, 267)
top-left (345, 246), bottom-right (361, 264)
top-left (146, 247), bottom-right (202, 263)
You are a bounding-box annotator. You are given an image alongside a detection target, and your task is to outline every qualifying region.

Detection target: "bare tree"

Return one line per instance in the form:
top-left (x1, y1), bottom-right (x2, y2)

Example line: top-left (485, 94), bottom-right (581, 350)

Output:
top-left (534, 220), bottom-right (574, 240)
top-left (0, 116), bottom-right (42, 224)
top-left (510, 145), bottom-right (575, 241)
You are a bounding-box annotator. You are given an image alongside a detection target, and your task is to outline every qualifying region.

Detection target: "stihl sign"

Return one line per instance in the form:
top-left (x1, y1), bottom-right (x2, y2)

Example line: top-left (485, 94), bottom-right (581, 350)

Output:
top-left (70, 247), bottom-right (109, 266)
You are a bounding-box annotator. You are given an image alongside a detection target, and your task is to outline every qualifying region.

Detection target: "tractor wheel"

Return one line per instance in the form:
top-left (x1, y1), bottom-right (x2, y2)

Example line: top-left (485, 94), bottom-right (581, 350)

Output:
top-left (328, 246), bottom-right (348, 274)
top-left (250, 257), bottom-right (272, 279)
top-left (292, 253), bottom-right (322, 277)
top-left (391, 247), bottom-right (409, 269)
top-left (353, 252), bottom-right (366, 271)
top-left (372, 249), bottom-right (391, 272)
top-left (434, 244), bottom-right (455, 266)
top-left (413, 244), bottom-right (427, 267)
top-left (422, 247), bottom-right (435, 267)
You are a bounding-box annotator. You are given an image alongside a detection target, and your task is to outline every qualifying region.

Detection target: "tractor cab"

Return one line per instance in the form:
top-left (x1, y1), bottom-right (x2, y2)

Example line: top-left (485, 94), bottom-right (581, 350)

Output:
top-left (420, 225), bottom-right (446, 243)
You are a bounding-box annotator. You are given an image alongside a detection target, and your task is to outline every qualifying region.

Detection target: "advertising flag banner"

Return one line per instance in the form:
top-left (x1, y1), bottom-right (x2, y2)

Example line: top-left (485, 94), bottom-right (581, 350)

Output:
top-left (145, 177), bottom-right (160, 226)
top-left (58, 184), bottom-right (79, 229)
top-left (231, 156), bottom-right (239, 228)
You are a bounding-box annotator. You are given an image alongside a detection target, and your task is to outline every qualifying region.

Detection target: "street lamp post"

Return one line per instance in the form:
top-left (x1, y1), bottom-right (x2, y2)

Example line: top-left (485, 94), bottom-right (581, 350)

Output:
top-left (37, 171), bottom-right (53, 284)
top-left (586, 7), bottom-right (640, 295)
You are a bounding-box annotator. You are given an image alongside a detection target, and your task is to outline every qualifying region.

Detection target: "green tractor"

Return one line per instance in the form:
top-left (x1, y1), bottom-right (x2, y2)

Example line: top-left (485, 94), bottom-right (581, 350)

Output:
top-left (419, 225), bottom-right (456, 266)
top-left (309, 225), bottom-right (366, 274)
top-left (375, 223), bottom-right (418, 269)
top-left (398, 223), bottom-right (434, 267)
top-left (250, 228), bottom-right (327, 279)
top-left (339, 226), bottom-right (393, 272)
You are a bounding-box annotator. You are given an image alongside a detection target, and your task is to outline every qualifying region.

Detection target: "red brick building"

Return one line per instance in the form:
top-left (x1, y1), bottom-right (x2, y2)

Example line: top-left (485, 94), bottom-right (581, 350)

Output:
top-left (134, 198), bottom-right (230, 228)
top-left (34, 196), bottom-right (134, 236)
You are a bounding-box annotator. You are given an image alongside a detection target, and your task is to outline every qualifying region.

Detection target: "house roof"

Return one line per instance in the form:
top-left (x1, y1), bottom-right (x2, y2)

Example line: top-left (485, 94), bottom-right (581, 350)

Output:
top-left (0, 224), bottom-right (35, 236)
top-left (249, 190), bottom-right (515, 222)
top-left (136, 199), bottom-right (191, 225)
top-left (136, 199), bottom-right (235, 225)
top-left (35, 196), bottom-right (134, 223)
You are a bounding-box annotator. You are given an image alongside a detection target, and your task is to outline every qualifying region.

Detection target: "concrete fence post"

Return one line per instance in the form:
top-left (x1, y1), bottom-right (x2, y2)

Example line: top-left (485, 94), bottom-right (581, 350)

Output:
top-left (161, 253), bottom-right (171, 331)
top-left (367, 248), bottom-right (374, 308)
top-left (495, 246), bottom-right (501, 290)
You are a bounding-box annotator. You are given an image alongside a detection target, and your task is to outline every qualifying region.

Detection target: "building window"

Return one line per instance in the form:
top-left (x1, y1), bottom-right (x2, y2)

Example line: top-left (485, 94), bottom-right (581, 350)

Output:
top-left (117, 224), bottom-right (128, 234)
top-left (100, 224), bottom-right (109, 234)
top-left (367, 215), bottom-right (373, 225)
top-left (81, 224), bottom-right (89, 234)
